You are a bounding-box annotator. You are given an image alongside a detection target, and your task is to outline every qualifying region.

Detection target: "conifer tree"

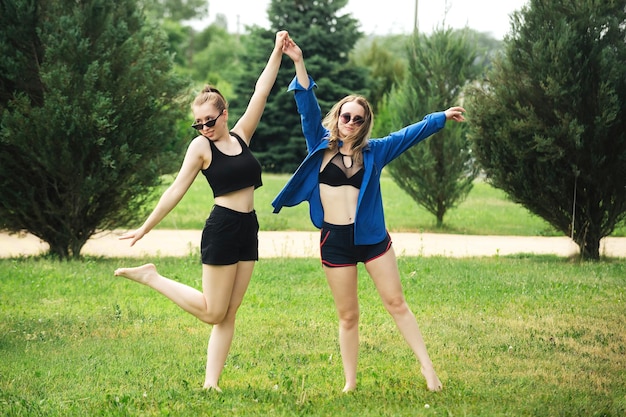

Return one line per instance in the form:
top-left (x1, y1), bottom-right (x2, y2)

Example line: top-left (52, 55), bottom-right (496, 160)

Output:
top-left (228, 0), bottom-right (367, 173)
top-left (384, 28), bottom-right (481, 227)
top-left (0, 0), bottom-right (189, 259)
top-left (466, 0), bottom-right (626, 260)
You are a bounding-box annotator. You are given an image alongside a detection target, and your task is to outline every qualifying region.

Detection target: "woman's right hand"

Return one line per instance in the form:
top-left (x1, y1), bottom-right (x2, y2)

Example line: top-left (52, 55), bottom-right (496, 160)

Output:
top-left (118, 228), bottom-right (146, 247)
top-left (283, 34), bottom-right (303, 63)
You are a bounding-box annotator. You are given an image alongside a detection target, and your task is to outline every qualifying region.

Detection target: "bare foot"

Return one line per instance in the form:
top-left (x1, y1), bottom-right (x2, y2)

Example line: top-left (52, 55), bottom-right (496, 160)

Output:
top-left (342, 383), bottom-right (356, 393)
top-left (421, 366), bottom-right (442, 392)
top-left (114, 263), bottom-right (158, 285)
top-left (203, 384), bottom-right (222, 393)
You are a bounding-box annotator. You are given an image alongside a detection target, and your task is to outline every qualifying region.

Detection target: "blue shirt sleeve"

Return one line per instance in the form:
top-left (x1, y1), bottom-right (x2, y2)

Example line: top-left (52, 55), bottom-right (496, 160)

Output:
top-left (288, 76), bottom-right (329, 154)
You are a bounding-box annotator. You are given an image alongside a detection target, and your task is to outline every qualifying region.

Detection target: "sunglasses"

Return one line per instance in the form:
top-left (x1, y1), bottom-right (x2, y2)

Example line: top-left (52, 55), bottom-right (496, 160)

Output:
top-left (191, 111), bottom-right (223, 130)
top-left (339, 113), bottom-right (365, 126)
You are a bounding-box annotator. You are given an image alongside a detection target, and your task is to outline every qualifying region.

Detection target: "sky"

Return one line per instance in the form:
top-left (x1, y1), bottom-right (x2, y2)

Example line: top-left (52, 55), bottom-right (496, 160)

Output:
top-left (189, 0), bottom-right (529, 40)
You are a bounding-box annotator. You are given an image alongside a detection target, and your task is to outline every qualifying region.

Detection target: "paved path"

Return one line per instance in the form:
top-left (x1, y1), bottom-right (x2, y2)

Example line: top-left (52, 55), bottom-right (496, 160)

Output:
top-left (1, 230), bottom-right (625, 258)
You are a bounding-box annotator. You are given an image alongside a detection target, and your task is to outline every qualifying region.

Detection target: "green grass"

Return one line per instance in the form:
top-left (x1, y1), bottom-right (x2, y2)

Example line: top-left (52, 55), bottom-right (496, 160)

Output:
top-left (1, 256), bottom-right (625, 416)
top-left (153, 172), bottom-right (626, 237)
top-left (2, 170), bottom-right (625, 415)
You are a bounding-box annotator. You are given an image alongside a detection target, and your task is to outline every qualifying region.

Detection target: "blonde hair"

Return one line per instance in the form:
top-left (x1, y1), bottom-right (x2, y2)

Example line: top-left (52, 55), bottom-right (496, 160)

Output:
top-left (322, 95), bottom-right (373, 165)
top-left (192, 85), bottom-right (227, 112)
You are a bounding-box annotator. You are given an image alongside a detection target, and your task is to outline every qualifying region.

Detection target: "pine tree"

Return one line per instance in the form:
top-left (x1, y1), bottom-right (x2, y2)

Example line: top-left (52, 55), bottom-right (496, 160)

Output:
top-left (0, 0), bottom-right (189, 259)
top-left (466, 0), bottom-right (626, 260)
top-left (383, 28), bottom-right (481, 227)
top-left (228, 0), bottom-right (367, 173)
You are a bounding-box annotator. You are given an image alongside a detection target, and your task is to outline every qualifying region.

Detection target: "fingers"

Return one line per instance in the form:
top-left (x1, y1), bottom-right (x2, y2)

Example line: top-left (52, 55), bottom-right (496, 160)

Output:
top-left (276, 31), bottom-right (292, 50)
top-left (445, 106), bottom-right (466, 122)
top-left (118, 230), bottom-right (142, 247)
top-left (452, 112), bottom-right (465, 122)
top-left (281, 35), bottom-right (303, 61)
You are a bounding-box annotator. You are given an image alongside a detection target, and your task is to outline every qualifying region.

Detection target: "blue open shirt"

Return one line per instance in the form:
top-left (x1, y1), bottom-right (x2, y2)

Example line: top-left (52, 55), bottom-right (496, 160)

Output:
top-left (272, 76), bottom-right (447, 245)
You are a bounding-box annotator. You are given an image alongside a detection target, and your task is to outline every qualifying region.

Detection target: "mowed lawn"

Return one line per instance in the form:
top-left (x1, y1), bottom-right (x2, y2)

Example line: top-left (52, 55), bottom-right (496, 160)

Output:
top-left (1, 173), bottom-right (625, 416)
top-left (1, 255), bottom-right (624, 416)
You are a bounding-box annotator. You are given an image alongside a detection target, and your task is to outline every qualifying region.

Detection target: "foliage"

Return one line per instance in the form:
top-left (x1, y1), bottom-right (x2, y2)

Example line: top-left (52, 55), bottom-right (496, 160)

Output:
top-left (188, 23), bottom-right (244, 86)
top-left (350, 35), bottom-right (408, 112)
top-left (383, 28), bottom-right (482, 227)
top-left (465, 0), bottom-right (626, 260)
top-left (0, 0), bottom-right (190, 259)
top-left (142, 0), bottom-right (208, 22)
top-left (160, 19), bottom-right (195, 70)
top-left (227, 0), bottom-right (369, 173)
top-left (1, 256), bottom-right (625, 416)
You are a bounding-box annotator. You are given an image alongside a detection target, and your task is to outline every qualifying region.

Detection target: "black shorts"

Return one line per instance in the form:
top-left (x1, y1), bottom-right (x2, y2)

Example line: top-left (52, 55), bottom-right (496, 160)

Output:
top-left (201, 205), bottom-right (259, 265)
top-left (319, 222), bottom-right (392, 268)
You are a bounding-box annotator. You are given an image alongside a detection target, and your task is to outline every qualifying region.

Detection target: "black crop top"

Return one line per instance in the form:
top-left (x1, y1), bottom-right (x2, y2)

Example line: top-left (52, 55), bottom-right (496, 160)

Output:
top-left (319, 152), bottom-right (364, 189)
top-left (201, 132), bottom-right (262, 197)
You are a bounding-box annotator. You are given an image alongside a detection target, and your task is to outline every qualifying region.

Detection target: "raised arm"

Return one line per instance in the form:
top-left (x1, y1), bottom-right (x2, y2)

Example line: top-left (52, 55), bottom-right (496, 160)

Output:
top-left (283, 35), bottom-right (309, 89)
top-left (232, 30), bottom-right (288, 143)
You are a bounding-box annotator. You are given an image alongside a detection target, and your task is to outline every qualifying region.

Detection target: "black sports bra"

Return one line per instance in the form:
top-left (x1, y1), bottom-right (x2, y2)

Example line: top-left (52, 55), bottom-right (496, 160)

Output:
top-left (201, 132), bottom-right (262, 197)
top-left (319, 152), bottom-right (363, 189)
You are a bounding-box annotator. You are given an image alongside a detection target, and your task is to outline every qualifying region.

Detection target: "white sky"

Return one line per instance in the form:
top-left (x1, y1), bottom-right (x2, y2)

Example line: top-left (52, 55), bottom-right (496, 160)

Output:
top-left (189, 0), bottom-right (529, 40)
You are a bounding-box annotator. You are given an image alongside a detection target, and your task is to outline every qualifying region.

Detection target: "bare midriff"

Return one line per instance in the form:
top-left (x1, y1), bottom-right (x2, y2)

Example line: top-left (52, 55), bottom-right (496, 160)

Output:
top-left (320, 183), bottom-right (359, 225)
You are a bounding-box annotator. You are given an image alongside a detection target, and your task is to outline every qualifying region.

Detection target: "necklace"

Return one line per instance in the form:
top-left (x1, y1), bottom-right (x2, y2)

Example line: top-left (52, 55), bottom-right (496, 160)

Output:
top-left (339, 152), bottom-right (353, 169)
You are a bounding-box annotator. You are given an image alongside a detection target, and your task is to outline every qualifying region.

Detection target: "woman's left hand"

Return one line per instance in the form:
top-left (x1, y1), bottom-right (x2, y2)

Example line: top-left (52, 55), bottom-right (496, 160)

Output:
top-left (445, 106), bottom-right (466, 122)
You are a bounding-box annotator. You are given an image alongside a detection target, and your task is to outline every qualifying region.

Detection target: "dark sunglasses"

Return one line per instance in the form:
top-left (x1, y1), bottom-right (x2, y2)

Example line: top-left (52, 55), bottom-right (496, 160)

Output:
top-left (191, 111), bottom-right (223, 130)
top-left (339, 113), bottom-right (365, 126)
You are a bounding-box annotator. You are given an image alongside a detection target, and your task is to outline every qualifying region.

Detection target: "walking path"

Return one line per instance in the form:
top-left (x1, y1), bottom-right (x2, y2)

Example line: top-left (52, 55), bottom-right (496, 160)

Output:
top-left (1, 230), bottom-right (625, 258)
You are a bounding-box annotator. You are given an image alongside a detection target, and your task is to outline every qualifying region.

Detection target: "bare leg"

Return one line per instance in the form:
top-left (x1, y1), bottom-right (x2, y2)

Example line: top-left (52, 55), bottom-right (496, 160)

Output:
top-left (324, 265), bottom-right (359, 392)
top-left (203, 261), bottom-right (254, 391)
top-left (365, 248), bottom-right (442, 391)
top-left (114, 263), bottom-right (219, 322)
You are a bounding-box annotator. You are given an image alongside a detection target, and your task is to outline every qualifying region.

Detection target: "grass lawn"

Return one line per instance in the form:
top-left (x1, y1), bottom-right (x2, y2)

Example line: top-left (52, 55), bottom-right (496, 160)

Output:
top-left (2, 169), bottom-right (625, 416)
top-left (1, 255), bottom-right (625, 416)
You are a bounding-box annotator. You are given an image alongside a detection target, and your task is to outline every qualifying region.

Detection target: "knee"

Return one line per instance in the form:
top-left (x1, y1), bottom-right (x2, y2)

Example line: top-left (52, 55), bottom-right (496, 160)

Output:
top-left (198, 308), bottom-right (228, 325)
top-left (338, 310), bottom-right (359, 330)
top-left (384, 296), bottom-right (409, 316)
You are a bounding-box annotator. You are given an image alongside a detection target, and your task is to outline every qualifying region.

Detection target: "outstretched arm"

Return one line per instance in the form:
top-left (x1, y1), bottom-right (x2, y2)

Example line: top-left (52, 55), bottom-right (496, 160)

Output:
top-left (118, 138), bottom-right (205, 246)
top-left (232, 30), bottom-right (289, 143)
top-left (445, 106), bottom-right (466, 122)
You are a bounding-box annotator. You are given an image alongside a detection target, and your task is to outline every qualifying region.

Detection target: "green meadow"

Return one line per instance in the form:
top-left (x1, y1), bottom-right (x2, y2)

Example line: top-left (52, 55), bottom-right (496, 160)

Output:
top-left (1, 256), bottom-right (625, 416)
top-left (1, 174), bottom-right (625, 416)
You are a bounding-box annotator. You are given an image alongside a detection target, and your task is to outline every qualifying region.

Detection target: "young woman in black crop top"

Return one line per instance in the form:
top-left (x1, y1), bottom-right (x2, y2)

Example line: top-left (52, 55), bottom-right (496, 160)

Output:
top-left (114, 31), bottom-right (291, 392)
top-left (280, 36), bottom-right (466, 393)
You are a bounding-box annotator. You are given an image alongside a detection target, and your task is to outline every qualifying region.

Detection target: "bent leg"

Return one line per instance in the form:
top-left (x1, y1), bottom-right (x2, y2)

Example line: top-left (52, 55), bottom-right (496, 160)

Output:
top-left (114, 263), bottom-right (222, 322)
top-left (365, 248), bottom-right (442, 391)
top-left (324, 265), bottom-right (359, 392)
top-left (203, 260), bottom-right (254, 391)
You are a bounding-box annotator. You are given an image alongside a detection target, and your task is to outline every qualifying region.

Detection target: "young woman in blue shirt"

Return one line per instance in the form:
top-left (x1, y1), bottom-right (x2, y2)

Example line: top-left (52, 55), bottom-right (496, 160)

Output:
top-left (275, 35), bottom-right (466, 392)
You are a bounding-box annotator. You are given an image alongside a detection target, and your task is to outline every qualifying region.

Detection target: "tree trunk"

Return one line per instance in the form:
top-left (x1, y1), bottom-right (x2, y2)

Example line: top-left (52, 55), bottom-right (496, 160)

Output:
top-left (44, 235), bottom-right (88, 260)
top-left (575, 234), bottom-right (600, 261)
